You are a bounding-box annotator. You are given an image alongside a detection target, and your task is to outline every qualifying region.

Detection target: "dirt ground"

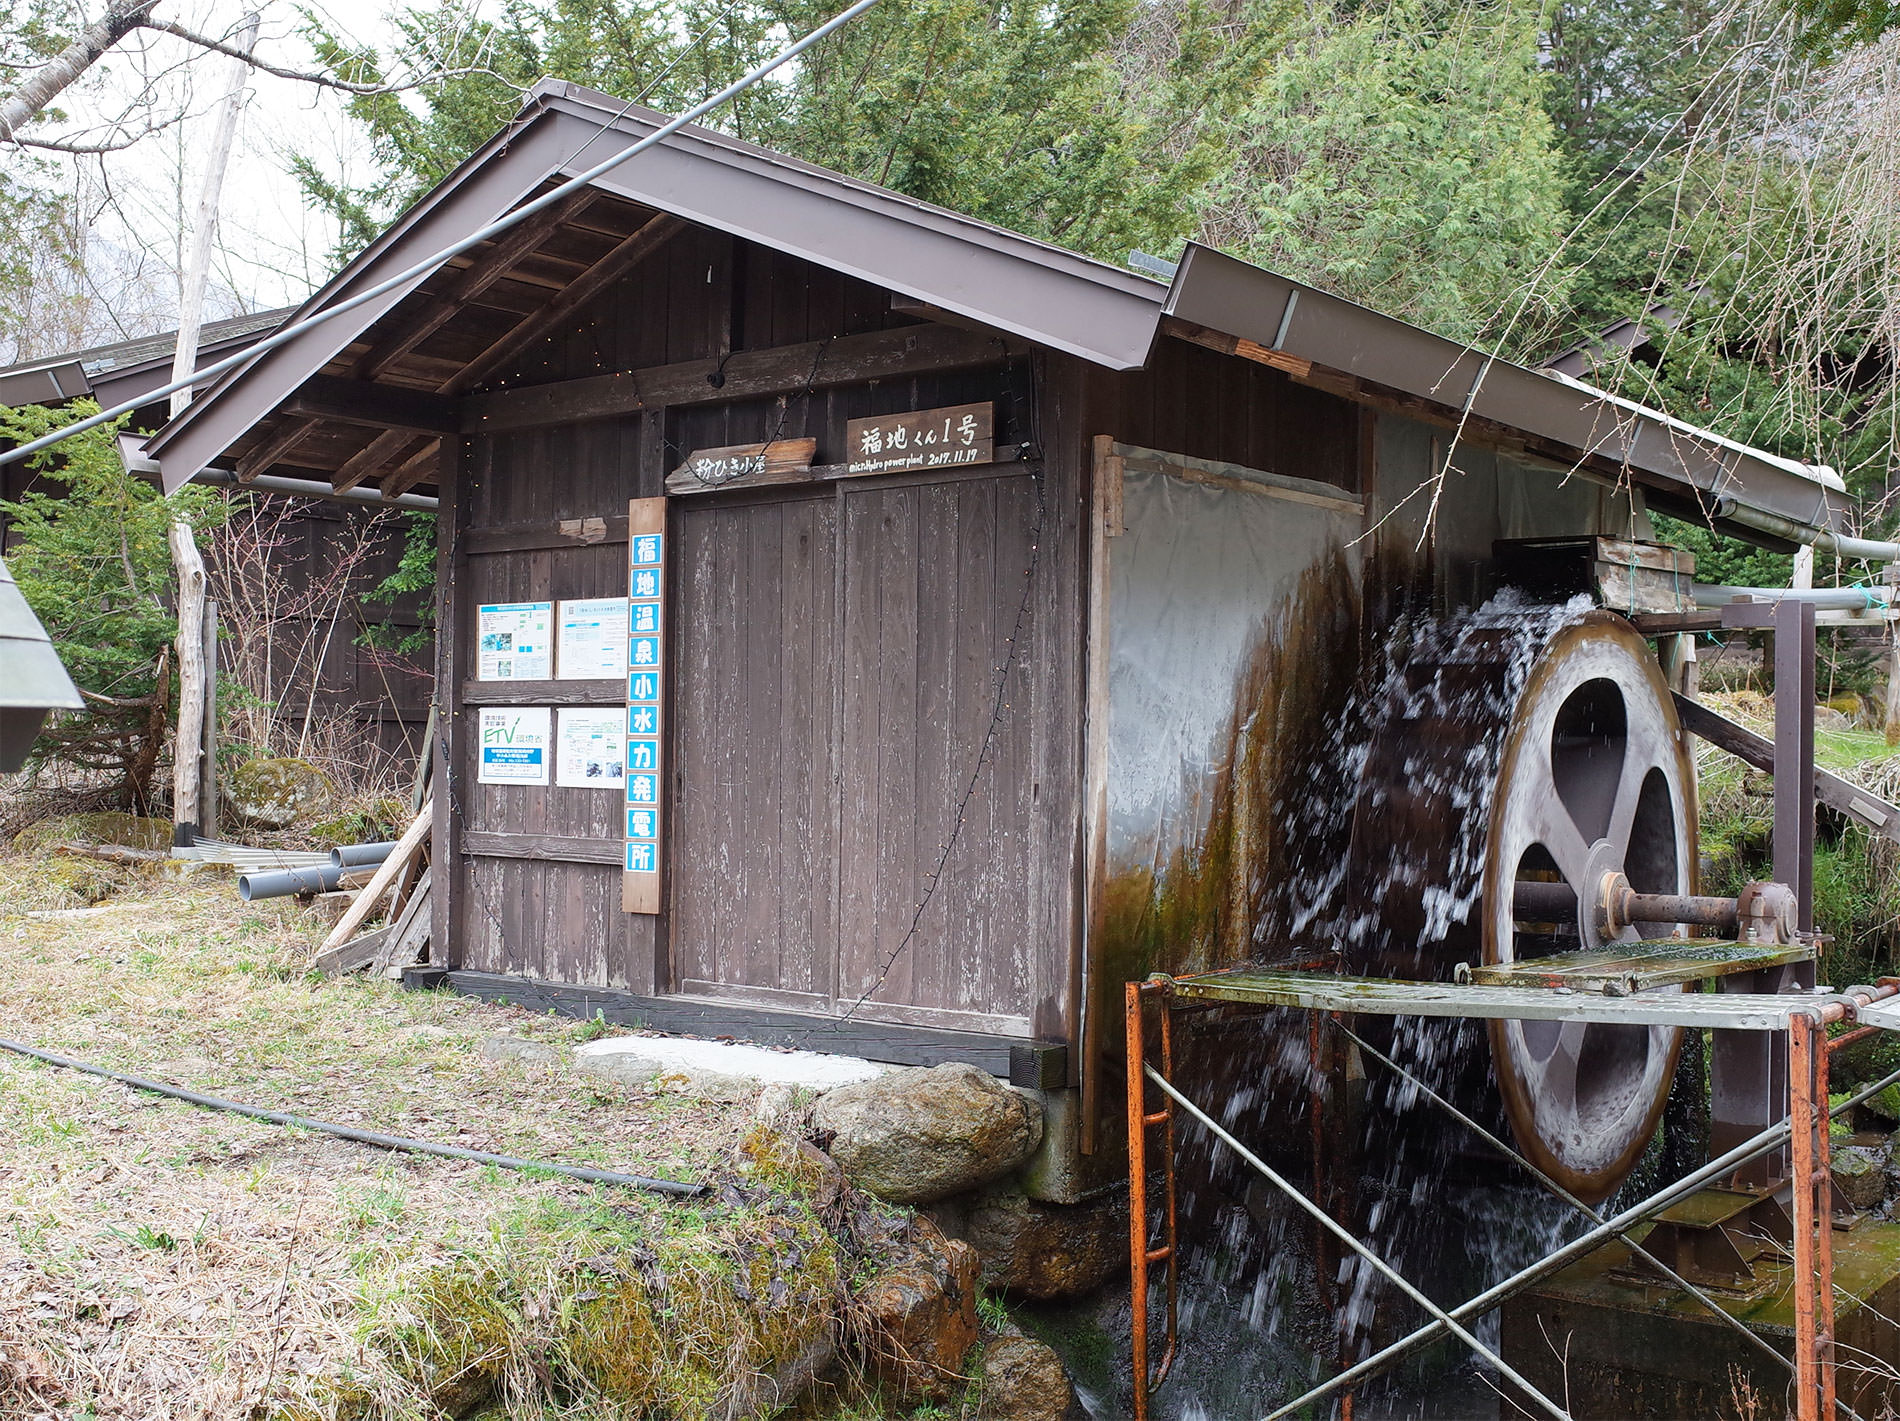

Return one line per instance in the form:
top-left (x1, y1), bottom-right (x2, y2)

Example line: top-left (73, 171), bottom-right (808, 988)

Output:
top-left (0, 854), bottom-right (775, 1419)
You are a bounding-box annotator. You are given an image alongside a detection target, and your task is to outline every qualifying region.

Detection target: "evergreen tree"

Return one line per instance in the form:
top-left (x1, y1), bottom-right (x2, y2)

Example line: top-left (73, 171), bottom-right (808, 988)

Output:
top-left (1201, 0), bottom-right (1573, 351)
top-left (0, 403), bottom-right (222, 807)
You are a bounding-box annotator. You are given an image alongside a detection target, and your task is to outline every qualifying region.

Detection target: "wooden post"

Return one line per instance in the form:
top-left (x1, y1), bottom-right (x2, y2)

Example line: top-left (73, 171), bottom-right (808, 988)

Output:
top-left (199, 598), bottom-right (219, 841)
top-left (1883, 635), bottom-right (1900, 746)
top-left (169, 520), bottom-right (208, 845)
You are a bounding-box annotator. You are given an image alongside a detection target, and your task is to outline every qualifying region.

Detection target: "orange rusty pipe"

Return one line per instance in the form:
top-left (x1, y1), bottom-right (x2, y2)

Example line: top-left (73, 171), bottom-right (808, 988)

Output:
top-left (1126, 980), bottom-right (1153, 1421)
top-left (1791, 1013), bottom-right (1819, 1421)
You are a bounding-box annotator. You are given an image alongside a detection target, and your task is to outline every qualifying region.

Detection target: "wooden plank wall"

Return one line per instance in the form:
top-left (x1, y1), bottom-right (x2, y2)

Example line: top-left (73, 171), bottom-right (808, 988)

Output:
top-left (439, 219), bottom-right (1360, 1051)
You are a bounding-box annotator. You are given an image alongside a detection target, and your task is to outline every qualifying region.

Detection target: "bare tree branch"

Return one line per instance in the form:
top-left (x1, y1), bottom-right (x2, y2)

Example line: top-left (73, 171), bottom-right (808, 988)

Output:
top-left (140, 17), bottom-right (516, 97)
top-left (0, 0), bottom-right (162, 144)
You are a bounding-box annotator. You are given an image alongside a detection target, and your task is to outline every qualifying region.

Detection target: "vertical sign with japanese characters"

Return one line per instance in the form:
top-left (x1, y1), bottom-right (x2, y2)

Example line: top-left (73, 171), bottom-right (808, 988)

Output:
top-left (623, 498), bottom-right (666, 914)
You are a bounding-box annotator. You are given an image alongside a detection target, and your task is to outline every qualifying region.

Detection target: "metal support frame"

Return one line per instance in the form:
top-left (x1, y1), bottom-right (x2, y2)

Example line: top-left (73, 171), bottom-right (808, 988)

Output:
top-left (1714, 598), bottom-right (1817, 1190)
top-left (1125, 975), bottom-right (1900, 1419)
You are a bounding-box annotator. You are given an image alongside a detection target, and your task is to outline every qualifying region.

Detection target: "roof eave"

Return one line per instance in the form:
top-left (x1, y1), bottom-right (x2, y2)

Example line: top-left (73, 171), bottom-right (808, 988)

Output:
top-left (1163, 244), bottom-right (1847, 543)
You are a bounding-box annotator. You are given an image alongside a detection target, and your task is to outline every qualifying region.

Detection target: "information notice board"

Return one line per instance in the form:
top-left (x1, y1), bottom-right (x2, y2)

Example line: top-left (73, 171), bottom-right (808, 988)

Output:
top-left (622, 497), bottom-right (665, 914)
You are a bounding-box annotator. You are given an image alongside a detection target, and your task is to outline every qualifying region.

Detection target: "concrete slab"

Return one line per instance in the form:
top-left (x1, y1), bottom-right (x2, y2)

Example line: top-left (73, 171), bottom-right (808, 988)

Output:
top-left (572, 1034), bottom-right (889, 1099)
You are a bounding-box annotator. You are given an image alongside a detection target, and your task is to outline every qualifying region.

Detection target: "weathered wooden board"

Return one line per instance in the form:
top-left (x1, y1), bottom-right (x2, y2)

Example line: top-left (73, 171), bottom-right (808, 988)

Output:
top-left (844, 401), bottom-right (993, 477)
top-left (666, 437), bottom-right (816, 495)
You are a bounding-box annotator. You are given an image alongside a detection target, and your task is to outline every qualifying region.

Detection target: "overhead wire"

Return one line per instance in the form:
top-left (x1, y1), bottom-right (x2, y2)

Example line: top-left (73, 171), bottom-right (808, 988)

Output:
top-left (0, 0), bottom-right (885, 475)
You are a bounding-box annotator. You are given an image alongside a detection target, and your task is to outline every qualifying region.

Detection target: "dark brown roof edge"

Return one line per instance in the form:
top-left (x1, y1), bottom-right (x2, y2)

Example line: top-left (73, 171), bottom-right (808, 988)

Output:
top-left (1164, 243), bottom-right (1847, 541)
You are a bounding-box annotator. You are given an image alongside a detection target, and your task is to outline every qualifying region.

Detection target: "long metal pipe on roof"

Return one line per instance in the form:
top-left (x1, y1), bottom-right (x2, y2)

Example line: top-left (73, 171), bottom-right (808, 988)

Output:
top-left (1713, 497), bottom-right (1900, 562)
top-left (192, 466), bottom-right (440, 511)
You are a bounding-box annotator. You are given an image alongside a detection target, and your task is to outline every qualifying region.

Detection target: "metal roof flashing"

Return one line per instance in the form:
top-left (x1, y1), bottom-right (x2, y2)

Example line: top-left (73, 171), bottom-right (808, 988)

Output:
top-left (1162, 243), bottom-right (1849, 544)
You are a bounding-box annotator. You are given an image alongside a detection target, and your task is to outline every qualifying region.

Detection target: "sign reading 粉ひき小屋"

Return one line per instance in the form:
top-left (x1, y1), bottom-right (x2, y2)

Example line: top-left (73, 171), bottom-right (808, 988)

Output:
top-left (623, 498), bottom-right (666, 914)
top-left (477, 706), bottom-right (551, 785)
top-left (845, 402), bottom-right (993, 477)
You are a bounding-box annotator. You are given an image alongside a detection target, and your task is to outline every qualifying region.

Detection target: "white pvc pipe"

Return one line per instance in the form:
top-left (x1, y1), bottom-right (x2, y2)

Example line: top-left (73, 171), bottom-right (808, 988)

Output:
top-left (1692, 583), bottom-right (1890, 611)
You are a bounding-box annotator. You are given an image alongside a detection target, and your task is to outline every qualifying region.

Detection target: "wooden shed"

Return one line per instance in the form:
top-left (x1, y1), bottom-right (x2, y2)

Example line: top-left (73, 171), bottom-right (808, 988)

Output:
top-left (135, 81), bottom-right (1848, 1165)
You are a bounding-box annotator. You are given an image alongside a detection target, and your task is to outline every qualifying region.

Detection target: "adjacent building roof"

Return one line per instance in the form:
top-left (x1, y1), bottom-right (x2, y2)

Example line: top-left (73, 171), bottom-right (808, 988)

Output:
top-left (0, 310), bottom-right (290, 414)
top-left (130, 81), bottom-right (1850, 547)
top-left (0, 555), bottom-right (82, 773)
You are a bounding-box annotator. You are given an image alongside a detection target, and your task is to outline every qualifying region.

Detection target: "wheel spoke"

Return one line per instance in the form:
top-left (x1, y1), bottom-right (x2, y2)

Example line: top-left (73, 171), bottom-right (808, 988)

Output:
top-left (1607, 746), bottom-right (1654, 859)
top-left (1533, 794), bottom-right (1594, 891)
top-left (1536, 1018), bottom-right (1589, 1107)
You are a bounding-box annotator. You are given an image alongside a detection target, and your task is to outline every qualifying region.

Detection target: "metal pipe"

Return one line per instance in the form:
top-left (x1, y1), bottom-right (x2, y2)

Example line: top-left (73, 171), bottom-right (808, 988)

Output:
top-left (1264, 1061), bottom-right (1900, 1421)
top-left (193, 466), bottom-right (440, 510)
top-left (1713, 501), bottom-right (1900, 564)
top-left (1511, 880), bottom-right (1743, 931)
top-left (1693, 584), bottom-right (1889, 611)
top-left (1146, 1064), bottom-right (1575, 1421)
top-left (330, 841), bottom-right (397, 868)
top-left (237, 863), bottom-right (343, 900)
top-left (0, 1034), bottom-right (704, 1197)
top-left (0, 0), bottom-right (886, 476)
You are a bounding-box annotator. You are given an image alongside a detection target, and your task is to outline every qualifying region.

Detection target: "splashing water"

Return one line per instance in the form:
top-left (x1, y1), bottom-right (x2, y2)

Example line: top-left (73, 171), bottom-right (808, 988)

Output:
top-left (1033, 594), bottom-right (1614, 1419)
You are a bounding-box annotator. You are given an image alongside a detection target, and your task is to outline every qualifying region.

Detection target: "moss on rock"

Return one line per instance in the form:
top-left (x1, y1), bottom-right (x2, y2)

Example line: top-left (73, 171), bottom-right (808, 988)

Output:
top-left (12, 812), bottom-right (171, 853)
top-left (228, 758), bottom-right (335, 829)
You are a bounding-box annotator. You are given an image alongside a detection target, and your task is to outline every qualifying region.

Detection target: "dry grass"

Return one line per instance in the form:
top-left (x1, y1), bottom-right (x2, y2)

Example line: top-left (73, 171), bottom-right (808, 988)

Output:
top-left (0, 852), bottom-right (806, 1420)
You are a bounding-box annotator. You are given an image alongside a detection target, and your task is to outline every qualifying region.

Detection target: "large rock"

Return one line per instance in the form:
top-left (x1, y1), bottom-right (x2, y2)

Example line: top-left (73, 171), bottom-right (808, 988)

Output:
top-left (228, 757), bottom-right (334, 829)
top-left (1833, 1145), bottom-right (1887, 1212)
top-left (933, 1186), bottom-right (1127, 1300)
top-left (813, 1062), bottom-right (1042, 1204)
top-left (854, 1215), bottom-right (980, 1402)
top-left (977, 1334), bottom-right (1079, 1421)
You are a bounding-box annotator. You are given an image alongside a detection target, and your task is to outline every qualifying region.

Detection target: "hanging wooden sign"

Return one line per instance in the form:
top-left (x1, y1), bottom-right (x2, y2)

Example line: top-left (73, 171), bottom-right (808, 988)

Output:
top-left (845, 402), bottom-right (994, 477)
top-left (666, 437), bottom-right (818, 495)
top-left (622, 497), bottom-right (666, 915)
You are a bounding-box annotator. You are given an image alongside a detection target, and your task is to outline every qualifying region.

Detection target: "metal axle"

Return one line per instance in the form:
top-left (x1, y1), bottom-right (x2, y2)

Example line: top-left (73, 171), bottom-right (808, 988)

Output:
top-left (1512, 875), bottom-right (1798, 945)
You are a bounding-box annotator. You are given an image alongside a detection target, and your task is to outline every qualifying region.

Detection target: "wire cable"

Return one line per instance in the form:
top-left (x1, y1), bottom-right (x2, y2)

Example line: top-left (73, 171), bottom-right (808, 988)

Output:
top-left (0, 1034), bottom-right (706, 1198)
top-left (0, 0), bottom-right (884, 475)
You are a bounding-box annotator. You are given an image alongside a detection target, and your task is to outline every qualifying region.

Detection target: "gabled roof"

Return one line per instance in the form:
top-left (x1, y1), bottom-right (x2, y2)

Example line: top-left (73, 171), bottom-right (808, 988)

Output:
top-left (133, 81), bottom-right (1849, 547)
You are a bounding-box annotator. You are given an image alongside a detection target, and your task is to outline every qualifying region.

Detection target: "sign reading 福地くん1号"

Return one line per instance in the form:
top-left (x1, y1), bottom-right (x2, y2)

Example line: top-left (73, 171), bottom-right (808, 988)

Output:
top-left (844, 401), bottom-right (994, 477)
top-left (623, 497), bottom-right (665, 914)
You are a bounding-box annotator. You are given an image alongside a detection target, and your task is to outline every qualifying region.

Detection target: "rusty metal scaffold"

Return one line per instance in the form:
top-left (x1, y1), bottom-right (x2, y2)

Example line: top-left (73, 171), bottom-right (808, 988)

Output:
top-left (1125, 972), bottom-right (1900, 1421)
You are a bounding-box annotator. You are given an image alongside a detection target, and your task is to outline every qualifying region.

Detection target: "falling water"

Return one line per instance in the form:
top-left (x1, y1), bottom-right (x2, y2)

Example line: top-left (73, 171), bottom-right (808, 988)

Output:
top-left (1031, 593), bottom-right (1619, 1419)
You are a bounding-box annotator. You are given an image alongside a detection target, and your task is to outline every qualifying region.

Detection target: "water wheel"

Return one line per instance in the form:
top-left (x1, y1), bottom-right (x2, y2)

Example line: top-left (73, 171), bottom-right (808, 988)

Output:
top-left (1346, 605), bottom-right (1696, 1202)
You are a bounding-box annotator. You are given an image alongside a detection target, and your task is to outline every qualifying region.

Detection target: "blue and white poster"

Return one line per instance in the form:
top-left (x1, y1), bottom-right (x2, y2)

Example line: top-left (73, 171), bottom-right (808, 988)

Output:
top-left (477, 706), bottom-right (551, 785)
top-left (555, 707), bottom-right (624, 788)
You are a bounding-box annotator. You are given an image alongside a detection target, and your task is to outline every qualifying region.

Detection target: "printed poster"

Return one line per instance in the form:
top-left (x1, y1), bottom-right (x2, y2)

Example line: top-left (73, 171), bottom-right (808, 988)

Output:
top-left (556, 707), bottom-right (626, 788)
top-left (557, 598), bottom-right (629, 680)
top-left (477, 706), bottom-right (551, 785)
top-left (477, 602), bottom-right (553, 681)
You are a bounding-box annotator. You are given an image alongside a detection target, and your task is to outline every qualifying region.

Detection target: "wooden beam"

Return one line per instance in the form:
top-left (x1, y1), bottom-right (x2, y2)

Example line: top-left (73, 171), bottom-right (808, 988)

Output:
top-left (467, 322), bottom-right (1012, 434)
top-left (464, 830), bottom-right (622, 865)
top-left (1163, 315), bottom-right (1314, 379)
top-left (443, 213), bottom-right (686, 396)
top-left (354, 188), bottom-right (602, 382)
top-left (234, 415), bottom-right (320, 483)
top-left (1674, 693), bottom-right (1900, 846)
top-left (286, 375), bottom-right (461, 435)
top-left (461, 678), bottom-right (624, 706)
top-left (331, 428), bottom-right (421, 493)
top-left (439, 971), bottom-right (1067, 1078)
top-left (380, 436), bottom-right (443, 499)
